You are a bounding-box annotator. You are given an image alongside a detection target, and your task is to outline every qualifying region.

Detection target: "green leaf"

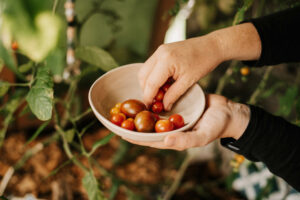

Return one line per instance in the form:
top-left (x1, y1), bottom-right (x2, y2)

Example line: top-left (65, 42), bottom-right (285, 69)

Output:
top-left (277, 86), bottom-right (298, 117)
top-left (0, 82), bottom-right (10, 97)
top-left (65, 129), bottom-right (75, 143)
top-left (75, 46), bottom-right (118, 72)
top-left (0, 90), bottom-right (25, 146)
top-left (0, 40), bottom-right (25, 80)
top-left (2, 0), bottom-right (62, 61)
top-left (90, 133), bottom-right (114, 154)
top-left (26, 120), bottom-right (50, 145)
top-left (109, 180), bottom-right (119, 200)
top-left (0, 58), bottom-right (4, 72)
top-left (260, 82), bottom-right (284, 99)
top-left (26, 66), bottom-right (54, 121)
top-left (45, 49), bottom-right (65, 77)
top-left (82, 171), bottom-right (105, 200)
top-left (19, 61), bottom-right (34, 73)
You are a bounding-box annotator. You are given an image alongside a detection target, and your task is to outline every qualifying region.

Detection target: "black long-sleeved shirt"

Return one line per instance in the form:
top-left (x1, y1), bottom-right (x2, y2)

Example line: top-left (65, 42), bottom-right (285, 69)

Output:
top-left (220, 6), bottom-right (300, 191)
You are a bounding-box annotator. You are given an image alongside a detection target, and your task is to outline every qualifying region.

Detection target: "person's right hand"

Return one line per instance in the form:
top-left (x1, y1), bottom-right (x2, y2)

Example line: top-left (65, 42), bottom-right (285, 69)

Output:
top-left (139, 23), bottom-right (261, 110)
top-left (139, 34), bottom-right (224, 110)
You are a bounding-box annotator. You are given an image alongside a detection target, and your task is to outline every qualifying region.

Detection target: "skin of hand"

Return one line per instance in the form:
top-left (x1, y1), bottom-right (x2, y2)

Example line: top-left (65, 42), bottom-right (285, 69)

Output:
top-left (123, 94), bottom-right (250, 151)
top-left (139, 22), bottom-right (261, 110)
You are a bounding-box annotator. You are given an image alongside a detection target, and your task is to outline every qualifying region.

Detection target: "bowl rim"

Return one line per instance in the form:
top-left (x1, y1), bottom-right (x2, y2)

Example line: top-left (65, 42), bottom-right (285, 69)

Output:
top-left (88, 63), bottom-right (206, 137)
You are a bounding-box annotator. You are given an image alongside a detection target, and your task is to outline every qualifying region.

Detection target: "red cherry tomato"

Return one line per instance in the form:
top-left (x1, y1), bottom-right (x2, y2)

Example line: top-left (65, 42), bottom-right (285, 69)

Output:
top-left (155, 119), bottom-right (174, 133)
top-left (151, 101), bottom-right (164, 113)
top-left (11, 41), bottom-right (18, 51)
top-left (169, 114), bottom-right (184, 129)
top-left (166, 77), bottom-right (175, 84)
top-left (162, 83), bottom-right (171, 92)
top-left (153, 113), bottom-right (160, 122)
top-left (121, 119), bottom-right (135, 130)
top-left (110, 113), bottom-right (126, 126)
top-left (155, 89), bottom-right (165, 101)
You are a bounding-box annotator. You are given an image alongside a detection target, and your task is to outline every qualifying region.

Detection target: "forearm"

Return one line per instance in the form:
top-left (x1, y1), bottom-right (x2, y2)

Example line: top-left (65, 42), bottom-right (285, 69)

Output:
top-left (209, 23), bottom-right (262, 62)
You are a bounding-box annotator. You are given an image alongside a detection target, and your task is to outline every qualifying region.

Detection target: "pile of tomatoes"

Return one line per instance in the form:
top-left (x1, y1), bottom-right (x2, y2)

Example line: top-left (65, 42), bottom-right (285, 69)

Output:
top-left (109, 79), bottom-right (185, 133)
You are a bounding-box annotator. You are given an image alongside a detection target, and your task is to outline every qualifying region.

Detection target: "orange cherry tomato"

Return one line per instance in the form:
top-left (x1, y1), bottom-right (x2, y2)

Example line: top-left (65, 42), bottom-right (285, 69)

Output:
top-left (234, 154), bottom-right (245, 164)
top-left (155, 119), bottom-right (174, 133)
top-left (155, 89), bottom-right (165, 102)
top-left (240, 67), bottom-right (250, 76)
top-left (110, 107), bottom-right (120, 115)
top-left (169, 114), bottom-right (184, 129)
top-left (110, 113), bottom-right (126, 126)
top-left (151, 101), bottom-right (164, 114)
top-left (127, 118), bottom-right (134, 122)
top-left (121, 119), bottom-right (135, 130)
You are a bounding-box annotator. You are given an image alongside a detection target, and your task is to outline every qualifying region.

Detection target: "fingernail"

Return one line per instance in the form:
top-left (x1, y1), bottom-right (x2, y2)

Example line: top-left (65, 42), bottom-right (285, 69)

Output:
top-left (165, 137), bottom-right (175, 146)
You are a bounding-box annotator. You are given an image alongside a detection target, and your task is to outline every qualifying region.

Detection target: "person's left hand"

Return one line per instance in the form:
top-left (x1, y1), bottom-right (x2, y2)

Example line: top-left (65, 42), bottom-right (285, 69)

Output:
top-left (122, 94), bottom-right (250, 151)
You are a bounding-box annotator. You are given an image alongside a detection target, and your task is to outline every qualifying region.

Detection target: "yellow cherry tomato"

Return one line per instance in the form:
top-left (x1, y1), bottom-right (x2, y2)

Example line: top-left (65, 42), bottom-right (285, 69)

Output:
top-left (110, 107), bottom-right (120, 116)
top-left (115, 102), bottom-right (122, 109)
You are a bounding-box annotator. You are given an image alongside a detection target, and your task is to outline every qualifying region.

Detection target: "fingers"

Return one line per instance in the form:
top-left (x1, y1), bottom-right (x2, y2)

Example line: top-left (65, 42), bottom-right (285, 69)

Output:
top-left (122, 138), bottom-right (171, 149)
top-left (138, 57), bottom-right (157, 90)
top-left (163, 75), bottom-right (195, 111)
top-left (122, 130), bottom-right (205, 151)
top-left (143, 63), bottom-right (171, 106)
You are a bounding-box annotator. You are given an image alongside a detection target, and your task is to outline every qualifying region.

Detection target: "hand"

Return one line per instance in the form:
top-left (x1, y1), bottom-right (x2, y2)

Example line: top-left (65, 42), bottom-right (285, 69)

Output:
top-left (122, 94), bottom-right (250, 151)
top-left (139, 34), bottom-right (223, 110)
top-left (139, 23), bottom-right (261, 110)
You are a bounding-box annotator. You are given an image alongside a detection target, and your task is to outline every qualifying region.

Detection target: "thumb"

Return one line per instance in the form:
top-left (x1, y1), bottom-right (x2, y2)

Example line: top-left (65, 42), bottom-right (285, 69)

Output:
top-left (164, 131), bottom-right (199, 150)
top-left (163, 76), bottom-right (195, 111)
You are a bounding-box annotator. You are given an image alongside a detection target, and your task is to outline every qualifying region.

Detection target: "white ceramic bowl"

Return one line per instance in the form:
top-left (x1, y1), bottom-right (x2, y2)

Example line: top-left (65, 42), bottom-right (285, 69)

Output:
top-left (89, 63), bottom-right (205, 142)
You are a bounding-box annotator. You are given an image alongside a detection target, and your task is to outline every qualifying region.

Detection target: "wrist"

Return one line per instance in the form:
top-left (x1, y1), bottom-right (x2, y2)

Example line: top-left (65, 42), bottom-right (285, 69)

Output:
top-left (224, 101), bottom-right (250, 140)
top-left (210, 23), bottom-right (261, 62)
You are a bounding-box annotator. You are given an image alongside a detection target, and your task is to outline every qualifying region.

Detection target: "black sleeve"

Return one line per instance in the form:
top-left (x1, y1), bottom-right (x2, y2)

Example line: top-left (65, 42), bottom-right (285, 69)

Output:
top-left (220, 105), bottom-right (300, 191)
top-left (243, 6), bottom-right (300, 67)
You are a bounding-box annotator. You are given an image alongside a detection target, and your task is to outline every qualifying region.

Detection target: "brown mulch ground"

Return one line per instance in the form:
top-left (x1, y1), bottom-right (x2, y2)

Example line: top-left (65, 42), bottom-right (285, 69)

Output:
top-left (0, 128), bottom-right (243, 200)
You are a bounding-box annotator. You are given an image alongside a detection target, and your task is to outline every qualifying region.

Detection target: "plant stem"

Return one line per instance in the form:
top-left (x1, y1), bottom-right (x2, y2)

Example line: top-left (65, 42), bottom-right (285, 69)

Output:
top-left (163, 154), bottom-right (192, 200)
top-left (248, 66), bottom-right (273, 105)
top-left (215, 60), bottom-right (238, 95)
top-left (55, 124), bottom-right (89, 172)
top-left (52, 0), bottom-right (59, 14)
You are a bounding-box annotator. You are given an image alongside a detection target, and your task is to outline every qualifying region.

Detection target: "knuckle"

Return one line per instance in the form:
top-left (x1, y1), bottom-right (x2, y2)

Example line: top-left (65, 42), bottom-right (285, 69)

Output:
top-left (146, 78), bottom-right (158, 89)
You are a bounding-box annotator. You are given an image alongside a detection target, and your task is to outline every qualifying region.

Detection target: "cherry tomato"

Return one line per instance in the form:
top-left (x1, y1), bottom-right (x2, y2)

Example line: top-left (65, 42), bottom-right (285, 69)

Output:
top-left (11, 41), bottom-right (18, 51)
top-left (121, 119), bottom-right (135, 130)
top-left (166, 77), bottom-right (175, 84)
top-left (169, 114), bottom-right (184, 129)
top-left (121, 99), bottom-right (146, 118)
top-left (155, 89), bottom-right (165, 101)
top-left (127, 118), bottom-right (134, 122)
top-left (155, 119), bottom-right (174, 133)
top-left (110, 107), bottom-right (120, 115)
top-left (162, 83), bottom-right (171, 92)
top-left (151, 101), bottom-right (164, 114)
top-left (240, 67), bottom-right (250, 76)
top-left (234, 154), bottom-right (245, 164)
top-left (134, 111), bottom-right (156, 132)
top-left (153, 113), bottom-right (160, 122)
top-left (110, 113), bottom-right (126, 126)
top-left (115, 102), bottom-right (122, 109)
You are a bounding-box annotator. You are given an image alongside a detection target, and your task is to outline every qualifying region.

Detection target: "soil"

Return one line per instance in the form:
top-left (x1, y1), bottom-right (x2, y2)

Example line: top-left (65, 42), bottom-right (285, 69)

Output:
top-left (0, 128), bottom-right (244, 200)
